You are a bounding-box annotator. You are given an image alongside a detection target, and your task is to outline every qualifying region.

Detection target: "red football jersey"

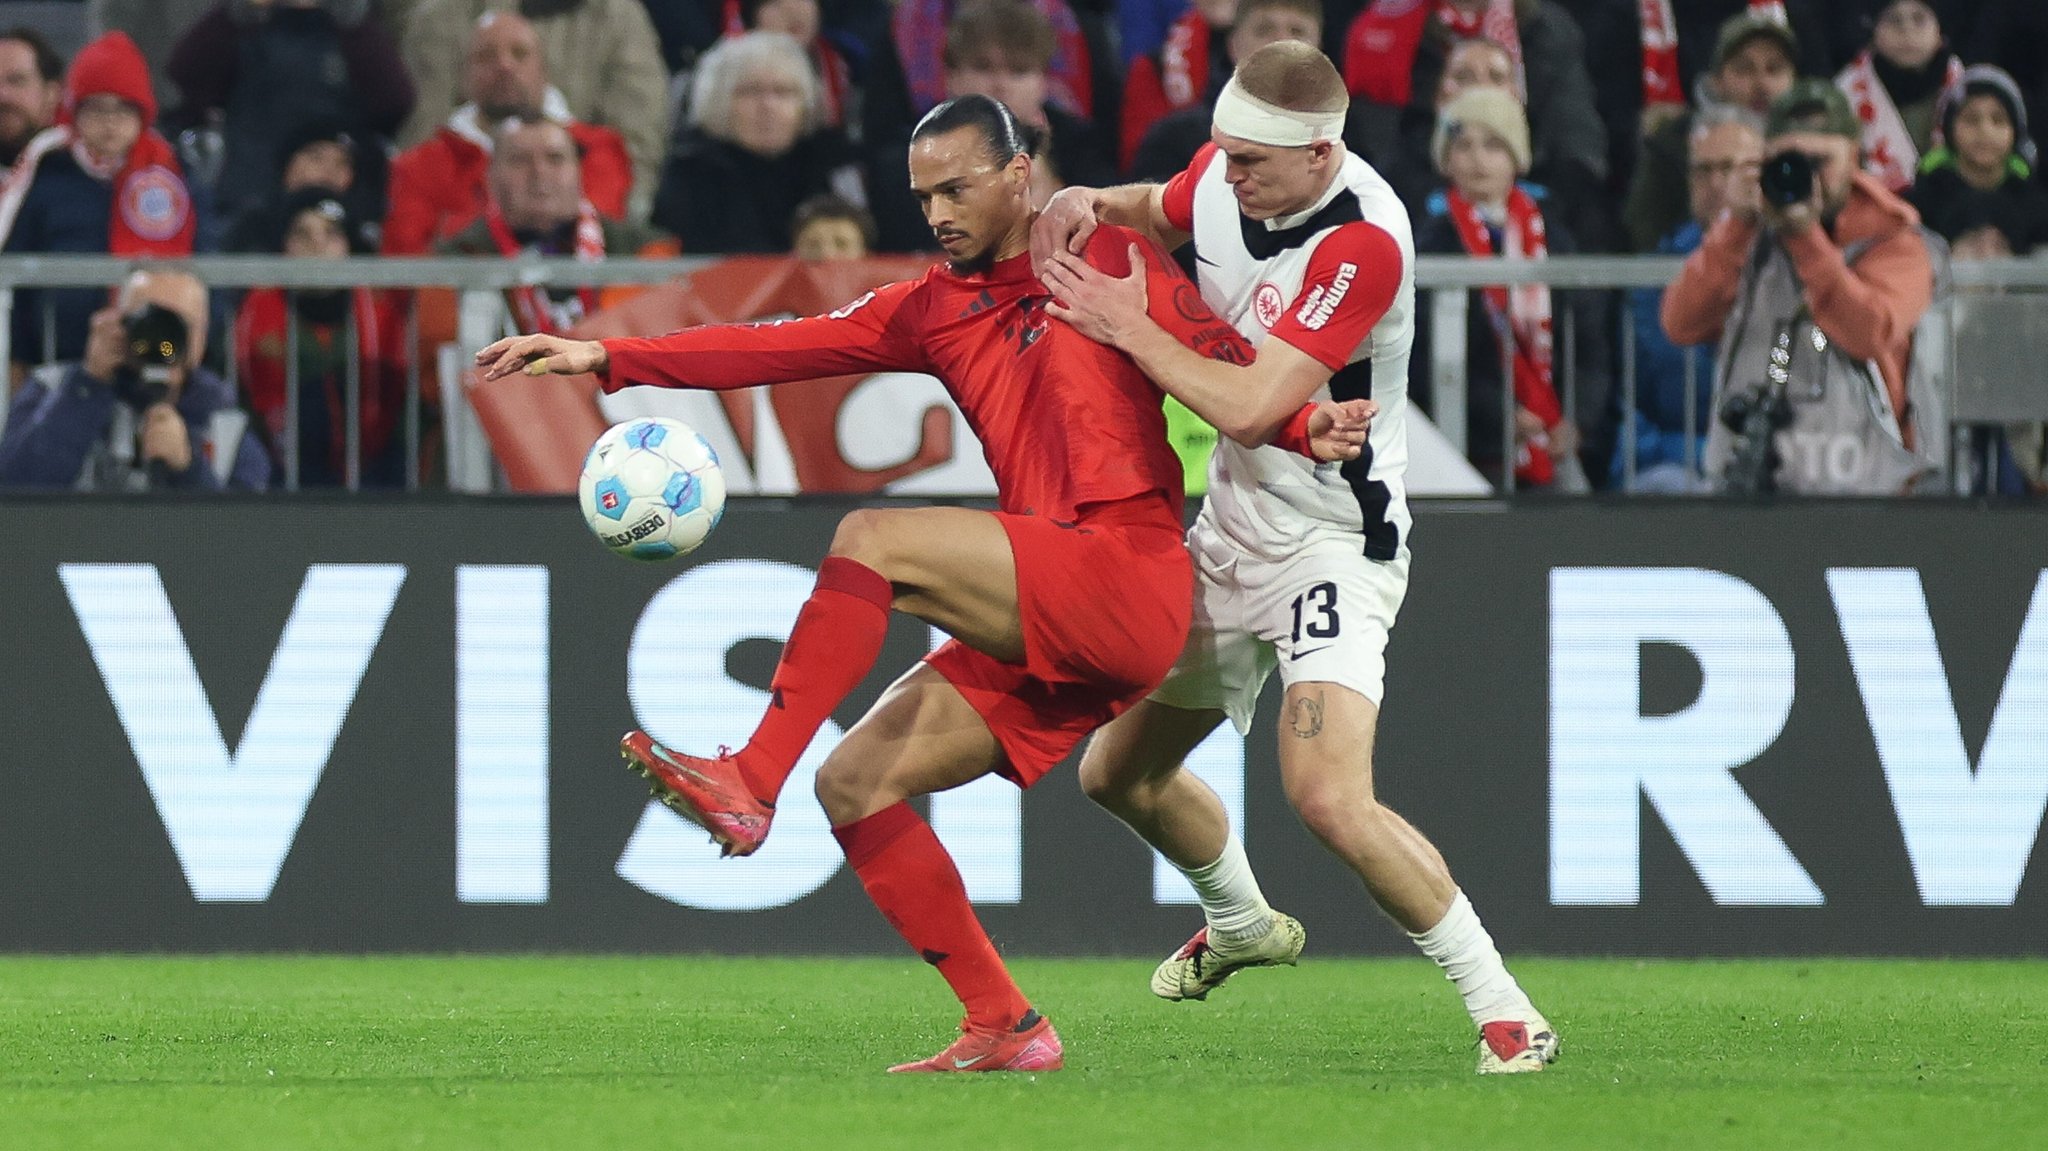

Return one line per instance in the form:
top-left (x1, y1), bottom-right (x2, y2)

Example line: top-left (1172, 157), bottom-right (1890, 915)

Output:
top-left (601, 226), bottom-right (1252, 524)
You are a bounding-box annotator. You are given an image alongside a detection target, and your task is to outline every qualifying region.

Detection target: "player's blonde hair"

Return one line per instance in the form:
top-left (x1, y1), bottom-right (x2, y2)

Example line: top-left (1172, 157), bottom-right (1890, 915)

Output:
top-left (1233, 41), bottom-right (1347, 117)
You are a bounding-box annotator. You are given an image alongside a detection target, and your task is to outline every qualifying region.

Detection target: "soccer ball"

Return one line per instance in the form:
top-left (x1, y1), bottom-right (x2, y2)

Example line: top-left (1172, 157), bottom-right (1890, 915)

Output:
top-left (578, 417), bottom-right (727, 561)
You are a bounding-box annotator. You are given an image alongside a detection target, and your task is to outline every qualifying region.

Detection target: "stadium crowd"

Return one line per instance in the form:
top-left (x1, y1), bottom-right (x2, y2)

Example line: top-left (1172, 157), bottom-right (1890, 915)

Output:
top-left (0, 0), bottom-right (2043, 494)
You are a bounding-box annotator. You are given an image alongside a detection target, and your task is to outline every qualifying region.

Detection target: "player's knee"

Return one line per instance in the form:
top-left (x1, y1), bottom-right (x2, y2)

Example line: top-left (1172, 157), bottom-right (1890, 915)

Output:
top-left (813, 757), bottom-right (877, 825)
top-left (1287, 777), bottom-right (1377, 842)
top-left (1077, 757), bottom-right (1134, 809)
top-left (826, 509), bottom-right (891, 568)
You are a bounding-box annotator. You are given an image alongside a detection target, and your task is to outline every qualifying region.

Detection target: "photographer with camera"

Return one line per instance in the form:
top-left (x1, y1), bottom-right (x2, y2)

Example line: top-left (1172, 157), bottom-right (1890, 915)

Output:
top-left (0, 269), bottom-right (270, 491)
top-left (1661, 78), bottom-right (1945, 496)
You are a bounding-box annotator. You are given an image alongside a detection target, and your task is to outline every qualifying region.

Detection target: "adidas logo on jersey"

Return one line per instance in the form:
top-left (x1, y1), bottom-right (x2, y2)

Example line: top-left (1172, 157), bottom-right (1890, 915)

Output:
top-left (1294, 262), bottom-right (1358, 331)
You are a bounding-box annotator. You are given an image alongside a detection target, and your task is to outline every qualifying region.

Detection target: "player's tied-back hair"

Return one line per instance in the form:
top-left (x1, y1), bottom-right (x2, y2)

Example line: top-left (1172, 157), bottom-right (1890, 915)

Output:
top-left (912, 93), bottom-right (1031, 167)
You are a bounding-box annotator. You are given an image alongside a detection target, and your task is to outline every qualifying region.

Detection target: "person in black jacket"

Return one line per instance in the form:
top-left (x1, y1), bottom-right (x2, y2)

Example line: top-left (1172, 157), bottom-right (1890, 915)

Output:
top-left (1910, 64), bottom-right (2048, 255)
top-left (652, 30), bottom-right (864, 254)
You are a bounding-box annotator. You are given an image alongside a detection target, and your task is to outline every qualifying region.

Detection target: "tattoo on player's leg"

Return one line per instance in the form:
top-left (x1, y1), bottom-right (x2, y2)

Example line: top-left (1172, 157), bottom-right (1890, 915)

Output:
top-left (1289, 692), bottom-right (1325, 740)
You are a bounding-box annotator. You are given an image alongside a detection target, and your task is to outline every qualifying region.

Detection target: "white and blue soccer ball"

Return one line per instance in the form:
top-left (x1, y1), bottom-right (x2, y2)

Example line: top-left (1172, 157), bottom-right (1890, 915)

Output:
top-left (578, 417), bottom-right (727, 561)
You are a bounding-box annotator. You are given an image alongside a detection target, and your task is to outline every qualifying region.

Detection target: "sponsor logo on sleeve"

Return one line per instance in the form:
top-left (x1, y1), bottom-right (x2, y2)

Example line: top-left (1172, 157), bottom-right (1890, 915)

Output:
top-left (1294, 262), bottom-right (1358, 331)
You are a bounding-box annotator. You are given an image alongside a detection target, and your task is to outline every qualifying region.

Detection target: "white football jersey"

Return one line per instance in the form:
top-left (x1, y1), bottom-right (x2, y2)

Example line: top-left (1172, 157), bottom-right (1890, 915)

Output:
top-left (1162, 145), bottom-right (1416, 564)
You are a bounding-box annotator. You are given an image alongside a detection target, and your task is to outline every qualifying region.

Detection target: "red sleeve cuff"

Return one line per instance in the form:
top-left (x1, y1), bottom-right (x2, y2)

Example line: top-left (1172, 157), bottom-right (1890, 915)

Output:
top-left (1271, 402), bottom-right (1318, 458)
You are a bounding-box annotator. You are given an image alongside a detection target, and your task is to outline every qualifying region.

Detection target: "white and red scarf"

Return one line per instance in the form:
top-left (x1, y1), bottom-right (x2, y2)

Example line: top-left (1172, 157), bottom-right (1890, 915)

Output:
top-left (1346, 0), bottom-right (1523, 107)
top-left (1837, 49), bottom-right (1965, 192)
top-left (0, 124), bottom-right (193, 257)
top-left (1446, 185), bottom-right (1559, 484)
top-left (1639, 0), bottom-right (1787, 112)
top-left (483, 196), bottom-right (605, 335)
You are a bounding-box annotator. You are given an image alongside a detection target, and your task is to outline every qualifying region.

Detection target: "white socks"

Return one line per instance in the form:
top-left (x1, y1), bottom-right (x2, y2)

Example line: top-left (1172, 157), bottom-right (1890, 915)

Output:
top-left (1178, 835), bottom-right (1275, 946)
top-left (1408, 889), bottom-right (1536, 1028)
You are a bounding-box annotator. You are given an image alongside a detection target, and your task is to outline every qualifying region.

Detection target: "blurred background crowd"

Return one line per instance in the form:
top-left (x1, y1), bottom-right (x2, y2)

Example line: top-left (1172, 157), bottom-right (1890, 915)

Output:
top-left (0, 0), bottom-right (2042, 496)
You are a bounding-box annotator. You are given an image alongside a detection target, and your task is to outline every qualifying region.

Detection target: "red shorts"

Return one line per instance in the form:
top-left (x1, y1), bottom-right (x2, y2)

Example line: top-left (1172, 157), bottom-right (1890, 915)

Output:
top-left (925, 502), bottom-right (1193, 788)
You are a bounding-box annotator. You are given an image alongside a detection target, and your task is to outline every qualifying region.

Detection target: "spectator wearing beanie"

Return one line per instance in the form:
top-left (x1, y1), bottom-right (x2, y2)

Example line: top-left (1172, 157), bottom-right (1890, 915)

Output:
top-left (1910, 65), bottom-right (2048, 255)
top-left (235, 186), bottom-right (409, 489)
top-left (1411, 86), bottom-right (1608, 491)
top-left (1835, 0), bottom-right (1963, 193)
top-left (1967, 0), bottom-right (2048, 169)
top-left (0, 31), bottom-right (195, 372)
top-left (166, 0), bottom-right (413, 231)
top-left (223, 120), bottom-right (387, 253)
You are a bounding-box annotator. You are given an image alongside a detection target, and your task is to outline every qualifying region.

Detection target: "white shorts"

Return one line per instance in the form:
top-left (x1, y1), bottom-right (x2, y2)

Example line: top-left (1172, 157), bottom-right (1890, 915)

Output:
top-left (1150, 520), bottom-right (1411, 734)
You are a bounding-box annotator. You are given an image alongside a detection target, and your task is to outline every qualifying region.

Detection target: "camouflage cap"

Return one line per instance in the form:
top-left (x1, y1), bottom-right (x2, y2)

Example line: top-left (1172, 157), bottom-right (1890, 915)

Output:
top-left (1765, 78), bottom-right (1861, 142)
top-left (1711, 11), bottom-right (1799, 72)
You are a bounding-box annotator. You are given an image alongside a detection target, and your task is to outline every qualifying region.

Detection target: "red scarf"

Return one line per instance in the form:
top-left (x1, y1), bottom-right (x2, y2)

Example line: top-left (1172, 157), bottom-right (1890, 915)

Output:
top-left (0, 124), bottom-right (193, 256)
top-left (483, 197), bottom-right (606, 334)
top-left (1640, 1), bottom-right (1787, 112)
top-left (1445, 185), bottom-right (1559, 485)
top-left (1159, 10), bottom-right (1213, 109)
top-left (1838, 49), bottom-right (1966, 193)
top-left (234, 286), bottom-right (391, 473)
top-left (1345, 0), bottom-right (1523, 107)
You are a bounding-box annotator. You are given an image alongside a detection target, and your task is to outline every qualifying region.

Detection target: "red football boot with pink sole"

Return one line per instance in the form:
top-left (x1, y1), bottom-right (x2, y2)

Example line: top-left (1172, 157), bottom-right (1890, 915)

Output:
top-left (888, 1011), bottom-right (1065, 1074)
top-left (619, 731), bottom-right (773, 857)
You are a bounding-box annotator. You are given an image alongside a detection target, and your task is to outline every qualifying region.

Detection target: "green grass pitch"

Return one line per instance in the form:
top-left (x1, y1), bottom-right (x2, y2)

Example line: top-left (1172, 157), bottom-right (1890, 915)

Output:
top-left (1, 956), bottom-right (2040, 1150)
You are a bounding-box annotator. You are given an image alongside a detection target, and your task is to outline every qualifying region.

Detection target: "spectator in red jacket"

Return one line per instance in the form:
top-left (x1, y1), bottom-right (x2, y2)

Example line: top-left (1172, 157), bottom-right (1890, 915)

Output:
top-left (381, 10), bottom-right (632, 254)
top-left (235, 186), bottom-right (407, 487)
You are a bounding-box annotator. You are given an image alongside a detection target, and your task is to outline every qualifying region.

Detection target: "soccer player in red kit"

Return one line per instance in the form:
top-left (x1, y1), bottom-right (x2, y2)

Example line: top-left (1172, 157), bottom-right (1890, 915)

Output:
top-left (477, 95), bottom-right (1369, 1075)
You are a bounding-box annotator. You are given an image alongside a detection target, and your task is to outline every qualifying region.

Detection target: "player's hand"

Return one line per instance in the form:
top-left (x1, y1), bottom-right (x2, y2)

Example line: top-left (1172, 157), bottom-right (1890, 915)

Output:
top-left (1030, 186), bottom-right (1102, 276)
top-left (1041, 243), bottom-right (1150, 347)
top-left (1308, 398), bottom-right (1376, 462)
top-left (474, 334), bottom-right (608, 381)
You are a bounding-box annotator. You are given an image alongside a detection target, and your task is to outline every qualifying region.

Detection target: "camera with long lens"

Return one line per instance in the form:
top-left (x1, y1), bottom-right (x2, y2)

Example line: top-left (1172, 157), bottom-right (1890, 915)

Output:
top-left (1758, 151), bottom-right (1816, 208)
top-left (112, 303), bottom-right (189, 412)
top-left (1719, 323), bottom-right (1797, 495)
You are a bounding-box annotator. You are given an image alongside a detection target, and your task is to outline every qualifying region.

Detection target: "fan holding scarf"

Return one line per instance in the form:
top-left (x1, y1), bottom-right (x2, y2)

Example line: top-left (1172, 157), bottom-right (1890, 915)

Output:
top-left (1411, 87), bottom-right (1604, 490)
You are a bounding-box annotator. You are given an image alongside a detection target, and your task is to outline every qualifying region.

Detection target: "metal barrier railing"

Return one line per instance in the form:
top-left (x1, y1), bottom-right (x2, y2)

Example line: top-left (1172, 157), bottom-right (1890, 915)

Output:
top-left (3, 253), bottom-right (2046, 494)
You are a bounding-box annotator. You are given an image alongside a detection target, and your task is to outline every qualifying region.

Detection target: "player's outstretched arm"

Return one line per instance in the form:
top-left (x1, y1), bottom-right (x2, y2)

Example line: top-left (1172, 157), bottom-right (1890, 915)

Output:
top-left (480, 281), bottom-right (929, 395)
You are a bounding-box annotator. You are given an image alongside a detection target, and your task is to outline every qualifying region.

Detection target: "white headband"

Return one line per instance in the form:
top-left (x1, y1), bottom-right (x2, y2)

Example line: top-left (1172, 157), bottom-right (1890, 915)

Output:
top-left (1210, 75), bottom-right (1345, 148)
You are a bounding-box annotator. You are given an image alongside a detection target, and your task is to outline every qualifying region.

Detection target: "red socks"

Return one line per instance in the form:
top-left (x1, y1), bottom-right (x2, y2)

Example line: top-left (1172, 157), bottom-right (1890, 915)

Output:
top-left (834, 802), bottom-right (1032, 1031)
top-left (737, 556), bottom-right (892, 803)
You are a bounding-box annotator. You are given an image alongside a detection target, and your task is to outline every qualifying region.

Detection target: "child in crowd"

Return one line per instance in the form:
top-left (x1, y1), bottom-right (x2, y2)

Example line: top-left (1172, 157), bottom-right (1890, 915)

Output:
top-left (1413, 86), bottom-right (1596, 491)
top-left (0, 31), bottom-right (195, 369)
top-left (1835, 0), bottom-right (1963, 191)
top-left (789, 194), bottom-right (875, 261)
top-left (1910, 64), bottom-right (2048, 256)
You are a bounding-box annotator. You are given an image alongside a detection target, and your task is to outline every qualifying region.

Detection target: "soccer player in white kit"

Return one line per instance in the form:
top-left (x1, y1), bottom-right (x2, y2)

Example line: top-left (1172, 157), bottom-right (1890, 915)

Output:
top-left (1033, 40), bottom-right (1558, 1074)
